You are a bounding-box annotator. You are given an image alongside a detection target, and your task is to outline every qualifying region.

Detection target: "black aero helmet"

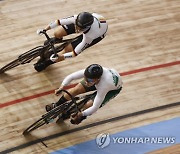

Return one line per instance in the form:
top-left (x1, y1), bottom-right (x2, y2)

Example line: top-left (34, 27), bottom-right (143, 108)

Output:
top-left (84, 64), bottom-right (103, 79)
top-left (76, 12), bottom-right (94, 29)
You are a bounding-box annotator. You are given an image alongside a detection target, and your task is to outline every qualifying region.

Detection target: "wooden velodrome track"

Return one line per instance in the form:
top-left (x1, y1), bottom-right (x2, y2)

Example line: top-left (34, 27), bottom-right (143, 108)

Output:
top-left (0, 0), bottom-right (180, 153)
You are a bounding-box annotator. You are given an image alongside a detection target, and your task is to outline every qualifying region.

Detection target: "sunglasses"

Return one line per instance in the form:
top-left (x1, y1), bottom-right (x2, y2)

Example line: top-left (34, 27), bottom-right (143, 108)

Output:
top-left (86, 78), bottom-right (95, 83)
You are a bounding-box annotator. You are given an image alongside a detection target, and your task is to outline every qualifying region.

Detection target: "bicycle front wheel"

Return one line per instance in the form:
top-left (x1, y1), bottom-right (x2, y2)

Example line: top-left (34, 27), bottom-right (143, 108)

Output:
top-left (0, 46), bottom-right (45, 74)
top-left (0, 59), bottom-right (20, 74)
top-left (23, 103), bottom-right (69, 135)
top-left (23, 117), bottom-right (47, 135)
top-left (18, 46), bottom-right (45, 64)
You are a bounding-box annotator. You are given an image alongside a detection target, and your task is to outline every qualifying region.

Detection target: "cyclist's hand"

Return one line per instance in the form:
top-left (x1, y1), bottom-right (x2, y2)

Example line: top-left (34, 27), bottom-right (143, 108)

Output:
top-left (55, 86), bottom-right (64, 96)
top-left (55, 89), bottom-right (61, 96)
top-left (50, 54), bottom-right (59, 62)
top-left (70, 112), bottom-right (86, 125)
top-left (37, 29), bottom-right (46, 35)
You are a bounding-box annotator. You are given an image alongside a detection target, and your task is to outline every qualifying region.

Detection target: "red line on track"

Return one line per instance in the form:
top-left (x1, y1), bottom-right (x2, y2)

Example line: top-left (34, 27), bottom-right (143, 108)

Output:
top-left (0, 61), bottom-right (179, 109)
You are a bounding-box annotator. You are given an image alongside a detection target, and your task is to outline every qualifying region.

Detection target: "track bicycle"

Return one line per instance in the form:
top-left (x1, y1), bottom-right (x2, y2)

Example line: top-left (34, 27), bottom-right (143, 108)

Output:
top-left (0, 31), bottom-right (78, 74)
top-left (23, 89), bottom-right (96, 135)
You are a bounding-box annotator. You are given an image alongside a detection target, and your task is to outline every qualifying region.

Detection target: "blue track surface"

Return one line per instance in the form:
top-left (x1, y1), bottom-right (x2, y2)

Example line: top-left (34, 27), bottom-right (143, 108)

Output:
top-left (51, 117), bottom-right (180, 154)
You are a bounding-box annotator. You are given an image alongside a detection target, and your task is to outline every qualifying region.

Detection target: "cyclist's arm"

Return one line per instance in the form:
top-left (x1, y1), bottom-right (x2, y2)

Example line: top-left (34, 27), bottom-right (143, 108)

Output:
top-left (82, 91), bottom-right (107, 116)
top-left (61, 69), bottom-right (85, 86)
top-left (45, 15), bottom-right (77, 31)
top-left (62, 50), bottom-right (78, 59)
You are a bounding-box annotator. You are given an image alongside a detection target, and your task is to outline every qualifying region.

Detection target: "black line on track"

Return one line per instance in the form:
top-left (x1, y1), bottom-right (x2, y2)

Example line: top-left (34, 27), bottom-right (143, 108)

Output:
top-left (0, 101), bottom-right (179, 154)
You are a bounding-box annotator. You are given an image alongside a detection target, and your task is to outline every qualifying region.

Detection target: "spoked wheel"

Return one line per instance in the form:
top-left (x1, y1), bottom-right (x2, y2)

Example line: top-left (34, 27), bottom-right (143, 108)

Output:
top-left (23, 90), bottom-right (75, 135)
top-left (23, 102), bottom-right (69, 135)
top-left (23, 117), bottom-right (47, 135)
top-left (0, 46), bottom-right (45, 74)
top-left (0, 59), bottom-right (20, 74)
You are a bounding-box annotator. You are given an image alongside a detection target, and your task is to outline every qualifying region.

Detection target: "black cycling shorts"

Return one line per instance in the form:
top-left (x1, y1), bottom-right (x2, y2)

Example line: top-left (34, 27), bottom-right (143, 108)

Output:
top-left (62, 24), bottom-right (104, 51)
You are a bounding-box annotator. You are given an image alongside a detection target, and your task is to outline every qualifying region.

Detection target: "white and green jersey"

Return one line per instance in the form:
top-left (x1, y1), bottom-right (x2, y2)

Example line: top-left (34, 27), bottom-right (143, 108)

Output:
top-left (61, 67), bottom-right (123, 116)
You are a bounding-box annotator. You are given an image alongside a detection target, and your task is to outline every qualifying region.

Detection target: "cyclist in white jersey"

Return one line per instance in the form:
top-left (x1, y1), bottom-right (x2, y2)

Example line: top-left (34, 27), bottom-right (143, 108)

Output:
top-left (34, 12), bottom-right (108, 72)
top-left (46, 64), bottom-right (123, 124)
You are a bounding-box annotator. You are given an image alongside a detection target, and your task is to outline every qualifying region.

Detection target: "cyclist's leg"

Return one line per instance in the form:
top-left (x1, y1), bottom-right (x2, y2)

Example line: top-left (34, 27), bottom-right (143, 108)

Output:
top-left (59, 43), bottom-right (74, 54)
top-left (55, 24), bottom-right (78, 54)
top-left (54, 26), bottom-right (68, 39)
top-left (56, 83), bottom-right (86, 106)
top-left (44, 25), bottom-right (69, 45)
top-left (81, 99), bottom-right (93, 111)
top-left (61, 88), bottom-right (122, 114)
top-left (58, 34), bottom-right (83, 55)
top-left (46, 83), bottom-right (86, 112)
top-left (59, 81), bottom-right (96, 122)
top-left (57, 34), bottom-right (104, 60)
top-left (55, 83), bottom-right (88, 121)
top-left (82, 87), bottom-right (122, 111)
top-left (43, 26), bottom-right (67, 46)
top-left (46, 80), bottom-right (96, 112)
top-left (69, 81), bottom-right (96, 124)
top-left (52, 24), bottom-right (75, 44)
top-left (56, 80), bottom-right (96, 106)
top-left (34, 24), bottom-right (76, 72)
